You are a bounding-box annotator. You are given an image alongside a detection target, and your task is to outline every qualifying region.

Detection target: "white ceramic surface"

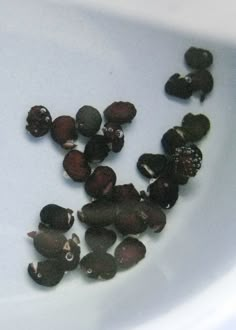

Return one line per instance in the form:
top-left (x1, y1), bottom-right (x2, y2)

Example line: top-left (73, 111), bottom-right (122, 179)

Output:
top-left (0, 1), bottom-right (236, 329)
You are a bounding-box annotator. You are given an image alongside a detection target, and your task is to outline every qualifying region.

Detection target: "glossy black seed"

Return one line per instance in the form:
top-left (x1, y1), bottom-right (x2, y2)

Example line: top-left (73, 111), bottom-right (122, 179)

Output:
top-left (115, 237), bottom-right (146, 269)
top-left (80, 252), bottom-right (117, 280)
top-left (103, 122), bottom-right (124, 152)
top-left (186, 70), bottom-right (213, 102)
top-left (185, 47), bottom-right (213, 70)
top-left (63, 150), bottom-right (91, 182)
top-left (111, 184), bottom-right (140, 203)
top-left (26, 105), bottom-right (52, 137)
top-left (51, 116), bottom-right (78, 149)
top-left (182, 113), bottom-right (210, 141)
top-left (28, 260), bottom-right (64, 287)
top-left (85, 227), bottom-right (117, 252)
top-left (161, 128), bottom-right (186, 154)
top-left (104, 101), bottom-right (137, 124)
top-left (137, 200), bottom-right (166, 233)
top-left (85, 166), bottom-right (117, 199)
top-left (78, 200), bottom-right (117, 227)
top-left (76, 105), bottom-right (102, 137)
top-left (57, 238), bottom-right (81, 271)
top-left (84, 135), bottom-right (110, 163)
top-left (28, 231), bottom-right (67, 258)
top-left (165, 73), bottom-right (193, 99)
top-left (39, 204), bottom-right (74, 232)
top-left (173, 144), bottom-right (202, 177)
top-left (148, 176), bottom-right (179, 209)
top-left (115, 201), bottom-right (148, 235)
top-left (137, 154), bottom-right (167, 178)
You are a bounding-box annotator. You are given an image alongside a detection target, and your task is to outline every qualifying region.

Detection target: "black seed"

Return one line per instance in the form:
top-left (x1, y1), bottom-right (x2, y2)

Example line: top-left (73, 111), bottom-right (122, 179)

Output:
top-left (28, 231), bottom-right (67, 258)
top-left (26, 105), bottom-right (52, 137)
top-left (85, 166), bottom-right (116, 199)
top-left (28, 260), bottom-right (64, 287)
top-left (76, 105), bottom-right (102, 137)
top-left (80, 252), bottom-right (117, 280)
top-left (57, 238), bottom-right (81, 271)
top-left (63, 150), bottom-right (91, 182)
top-left (39, 204), bottom-right (74, 232)
top-left (78, 200), bottom-right (117, 227)
top-left (115, 237), bottom-right (146, 269)
top-left (115, 201), bottom-right (148, 235)
top-left (85, 228), bottom-right (117, 252)
top-left (161, 128), bottom-right (186, 154)
top-left (51, 116), bottom-right (78, 149)
top-left (104, 101), bottom-right (137, 124)
top-left (84, 135), bottom-right (110, 163)
top-left (173, 144), bottom-right (202, 177)
top-left (103, 122), bottom-right (124, 152)
top-left (185, 47), bottom-right (213, 70)
top-left (148, 176), bottom-right (179, 209)
top-left (165, 73), bottom-right (193, 99)
top-left (111, 184), bottom-right (140, 203)
top-left (182, 113), bottom-right (210, 141)
top-left (137, 200), bottom-right (166, 233)
top-left (185, 70), bottom-right (213, 102)
top-left (137, 154), bottom-right (167, 178)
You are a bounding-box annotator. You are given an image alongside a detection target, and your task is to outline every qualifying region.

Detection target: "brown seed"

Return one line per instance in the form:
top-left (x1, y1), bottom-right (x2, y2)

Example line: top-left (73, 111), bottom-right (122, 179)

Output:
top-left (115, 237), bottom-right (146, 269)
top-left (39, 204), bottom-right (74, 232)
top-left (104, 101), bottom-right (137, 124)
top-left (85, 227), bottom-right (117, 252)
top-left (84, 135), bottom-right (110, 163)
top-left (63, 150), bottom-right (91, 182)
top-left (137, 200), bottom-right (166, 233)
top-left (51, 116), bottom-right (78, 149)
top-left (111, 184), bottom-right (140, 203)
top-left (57, 238), bottom-right (81, 271)
top-left (26, 105), bottom-right (52, 137)
top-left (102, 122), bottom-right (124, 152)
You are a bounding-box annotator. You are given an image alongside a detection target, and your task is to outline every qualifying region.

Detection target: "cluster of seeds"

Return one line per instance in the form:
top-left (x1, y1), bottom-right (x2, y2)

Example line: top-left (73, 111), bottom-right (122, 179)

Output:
top-left (165, 47), bottom-right (214, 102)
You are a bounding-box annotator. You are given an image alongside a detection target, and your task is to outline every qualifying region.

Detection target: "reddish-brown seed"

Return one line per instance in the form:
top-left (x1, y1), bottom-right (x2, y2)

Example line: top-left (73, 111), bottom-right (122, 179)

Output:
top-left (137, 200), bottom-right (166, 233)
top-left (111, 184), bottom-right (140, 203)
top-left (115, 237), bottom-right (146, 269)
top-left (51, 116), bottom-right (78, 149)
top-left (104, 101), bottom-right (137, 124)
top-left (85, 227), bottom-right (117, 252)
top-left (63, 150), bottom-right (91, 182)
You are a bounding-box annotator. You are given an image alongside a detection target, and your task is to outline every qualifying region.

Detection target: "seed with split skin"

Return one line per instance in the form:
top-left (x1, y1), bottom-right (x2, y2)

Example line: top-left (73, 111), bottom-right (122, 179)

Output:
top-left (185, 47), bottom-right (213, 70)
top-left (104, 101), bottom-right (137, 124)
top-left (111, 184), bottom-right (140, 203)
top-left (51, 116), bottom-right (78, 149)
top-left (80, 252), bottom-right (117, 280)
top-left (26, 105), bottom-right (52, 137)
top-left (76, 105), bottom-right (102, 137)
top-left (148, 176), bottom-right (179, 209)
top-left (57, 236), bottom-right (81, 271)
top-left (115, 237), bottom-right (146, 269)
top-left (85, 166), bottom-right (117, 199)
top-left (161, 128), bottom-right (187, 154)
top-left (115, 201), bottom-right (148, 235)
top-left (137, 200), bottom-right (166, 233)
top-left (137, 154), bottom-right (167, 179)
top-left (39, 204), bottom-right (74, 232)
top-left (28, 259), bottom-right (64, 287)
top-left (63, 150), bottom-right (91, 182)
top-left (84, 135), bottom-right (110, 163)
top-left (185, 70), bottom-right (213, 102)
top-left (78, 200), bottom-right (117, 227)
top-left (102, 122), bottom-right (124, 152)
top-left (28, 230), bottom-right (67, 258)
top-left (182, 113), bottom-right (210, 142)
top-left (85, 227), bottom-right (117, 252)
top-left (165, 73), bottom-right (193, 99)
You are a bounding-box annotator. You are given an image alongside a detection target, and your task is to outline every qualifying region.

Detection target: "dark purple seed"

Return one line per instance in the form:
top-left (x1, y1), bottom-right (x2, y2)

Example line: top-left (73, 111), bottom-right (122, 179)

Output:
top-left (185, 47), bottom-right (213, 70)
top-left (165, 73), bottom-right (193, 99)
top-left (63, 150), bottom-right (91, 182)
top-left (115, 237), bottom-right (146, 269)
top-left (137, 200), bottom-right (166, 233)
top-left (57, 238), bottom-right (81, 271)
top-left (137, 154), bottom-right (167, 178)
top-left (51, 116), bottom-right (78, 149)
top-left (76, 105), bottom-right (102, 137)
top-left (104, 101), bottom-right (137, 124)
top-left (111, 184), bottom-right (140, 203)
top-left (102, 122), bottom-right (124, 152)
top-left (85, 166), bottom-right (116, 199)
top-left (84, 135), bottom-right (110, 163)
top-left (173, 144), bottom-right (202, 177)
top-left (148, 176), bottom-right (179, 209)
top-left (85, 227), bottom-right (117, 252)
top-left (26, 105), bottom-right (52, 137)
top-left (80, 252), bottom-right (117, 280)
top-left (115, 201), bottom-right (148, 235)
top-left (39, 204), bottom-right (74, 232)
top-left (182, 113), bottom-right (210, 141)
top-left (28, 259), bottom-right (64, 287)
top-left (78, 200), bottom-right (117, 227)
top-left (28, 231), bottom-right (67, 258)
top-left (185, 70), bottom-right (213, 102)
top-left (161, 128), bottom-right (186, 154)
